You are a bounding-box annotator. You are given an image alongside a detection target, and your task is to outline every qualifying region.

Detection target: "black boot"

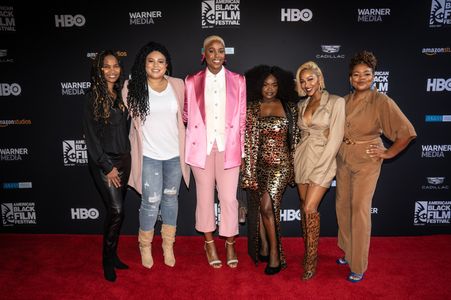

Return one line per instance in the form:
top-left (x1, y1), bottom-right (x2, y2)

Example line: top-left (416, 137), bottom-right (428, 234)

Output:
top-left (103, 256), bottom-right (117, 282)
top-left (113, 253), bottom-right (129, 269)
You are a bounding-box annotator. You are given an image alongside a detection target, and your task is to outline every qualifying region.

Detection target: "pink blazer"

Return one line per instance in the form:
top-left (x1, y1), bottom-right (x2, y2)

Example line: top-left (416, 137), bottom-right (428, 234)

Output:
top-left (122, 76), bottom-right (190, 194)
top-left (183, 67), bottom-right (246, 169)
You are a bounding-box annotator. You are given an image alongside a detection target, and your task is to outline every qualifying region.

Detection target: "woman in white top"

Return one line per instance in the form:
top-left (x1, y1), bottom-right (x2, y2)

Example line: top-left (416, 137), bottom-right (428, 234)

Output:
top-left (123, 41), bottom-right (190, 269)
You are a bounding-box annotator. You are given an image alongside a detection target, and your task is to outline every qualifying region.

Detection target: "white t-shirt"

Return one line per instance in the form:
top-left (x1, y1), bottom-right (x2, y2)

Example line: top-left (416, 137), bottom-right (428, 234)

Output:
top-left (142, 84), bottom-right (179, 160)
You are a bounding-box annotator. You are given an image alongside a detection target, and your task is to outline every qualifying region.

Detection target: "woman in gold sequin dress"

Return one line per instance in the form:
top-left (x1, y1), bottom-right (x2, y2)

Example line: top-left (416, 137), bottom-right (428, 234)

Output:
top-left (241, 65), bottom-right (299, 275)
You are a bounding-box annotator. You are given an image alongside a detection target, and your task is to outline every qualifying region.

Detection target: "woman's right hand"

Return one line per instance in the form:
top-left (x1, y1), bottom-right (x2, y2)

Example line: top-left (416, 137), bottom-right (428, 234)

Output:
top-left (106, 167), bottom-right (121, 188)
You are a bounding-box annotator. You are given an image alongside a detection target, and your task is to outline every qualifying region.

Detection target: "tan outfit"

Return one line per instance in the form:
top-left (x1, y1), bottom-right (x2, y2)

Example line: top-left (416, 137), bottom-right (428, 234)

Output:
top-left (335, 90), bottom-right (416, 274)
top-left (294, 91), bottom-right (345, 187)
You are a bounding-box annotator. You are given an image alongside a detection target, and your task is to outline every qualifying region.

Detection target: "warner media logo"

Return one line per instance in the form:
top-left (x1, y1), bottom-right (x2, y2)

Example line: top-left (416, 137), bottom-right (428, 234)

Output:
top-left (55, 14), bottom-right (86, 27)
top-left (0, 147), bottom-right (29, 161)
top-left (414, 201), bottom-right (451, 225)
top-left (0, 83), bottom-right (21, 96)
top-left (316, 45), bottom-right (345, 59)
top-left (0, 6), bottom-right (15, 32)
top-left (2, 182), bottom-right (32, 189)
top-left (357, 8), bottom-right (390, 22)
top-left (422, 47), bottom-right (451, 55)
top-left (63, 140), bottom-right (88, 166)
top-left (421, 144), bottom-right (451, 158)
top-left (202, 0), bottom-right (240, 28)
top-left (425, 115), bottom-right (451, 122)
top-left (426, 78), bottom-right (451, 92)
top-left (1, 202), bottom-right (37, 226)
top-left (422, 177), bottom-right (449, 190)
top-left (281, 8), bottom-right (313, 22)
top-left (129, 11), bottom-right (162, 25)
top-left (61, 81), bottom-right (90, 96)
top-left (429, 0), bottom-right (451, 28)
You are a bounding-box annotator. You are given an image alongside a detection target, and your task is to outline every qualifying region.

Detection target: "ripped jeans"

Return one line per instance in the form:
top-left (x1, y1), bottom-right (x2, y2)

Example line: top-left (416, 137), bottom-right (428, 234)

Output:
top-left (139, 156), bottom-right (182, 231)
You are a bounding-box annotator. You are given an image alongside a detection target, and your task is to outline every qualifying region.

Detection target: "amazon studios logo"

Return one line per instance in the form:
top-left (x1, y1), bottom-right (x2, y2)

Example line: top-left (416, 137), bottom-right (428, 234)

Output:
top-left (414, 201), bottom-right (451, 225)
top-left (429, 0), bottom-right (451, 28)
top-left (422, 177), bottom-right (449, 190)
top-left (1, 202), bottom-right (37, 226)
top-left (202, 0), bottom-right (240, 28)
top-left (63, 140), bottom-right (88, 166)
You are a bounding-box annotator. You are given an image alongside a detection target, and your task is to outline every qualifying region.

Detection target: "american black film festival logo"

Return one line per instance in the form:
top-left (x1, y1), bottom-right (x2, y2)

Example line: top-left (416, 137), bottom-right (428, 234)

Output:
top-left (1, 202), bottom-right (36, 226)
top-left (414, 201), bottom-right (451, 225)
top-left (429, 0), bottom-right (451, 27)
top-left (201, 0), bottom-right (240, 28)
top-left (63, 140), bottom-right (88, 166)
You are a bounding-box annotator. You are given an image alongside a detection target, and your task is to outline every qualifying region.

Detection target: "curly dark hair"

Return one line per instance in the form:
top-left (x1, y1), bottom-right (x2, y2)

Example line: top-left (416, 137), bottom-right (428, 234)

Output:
top-left (349, 50), bottom-right (377, 75)
top-left (90, 50), bottom-right (124, 123)
top-left (244, 65), bottom-right (298, 103)
top-left (127, 41), bottom-right (173, 121)
top-left (245, 65), bottom-right (299, 147)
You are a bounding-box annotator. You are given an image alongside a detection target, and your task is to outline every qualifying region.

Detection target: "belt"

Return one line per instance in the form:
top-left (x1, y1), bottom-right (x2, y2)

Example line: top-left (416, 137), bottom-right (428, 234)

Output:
top-left (342, 137), bottom-right (380, 145)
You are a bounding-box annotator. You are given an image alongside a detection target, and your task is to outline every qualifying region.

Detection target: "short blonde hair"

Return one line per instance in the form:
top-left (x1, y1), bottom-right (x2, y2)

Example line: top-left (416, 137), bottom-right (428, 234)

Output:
top-left (202, 35), bottom-right (225, 52)
top-left (295, 61), bottom-right (325, 96)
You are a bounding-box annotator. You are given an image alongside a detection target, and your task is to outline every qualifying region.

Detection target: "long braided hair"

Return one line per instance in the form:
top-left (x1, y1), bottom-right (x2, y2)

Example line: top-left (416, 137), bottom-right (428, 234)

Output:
top-left (127, 41), bottom-right (173, 122)
top-left (90, 50), bottom-right (124, 123)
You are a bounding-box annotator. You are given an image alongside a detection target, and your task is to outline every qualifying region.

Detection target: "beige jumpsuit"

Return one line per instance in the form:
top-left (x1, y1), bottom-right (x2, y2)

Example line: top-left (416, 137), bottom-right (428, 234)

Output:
top-left (336, 90), bottom-right (416, 274)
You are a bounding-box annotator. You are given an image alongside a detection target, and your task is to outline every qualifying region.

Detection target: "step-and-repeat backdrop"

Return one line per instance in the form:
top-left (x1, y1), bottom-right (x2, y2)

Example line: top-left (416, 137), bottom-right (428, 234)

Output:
top-left (1, 1), bottom-right (450, 236)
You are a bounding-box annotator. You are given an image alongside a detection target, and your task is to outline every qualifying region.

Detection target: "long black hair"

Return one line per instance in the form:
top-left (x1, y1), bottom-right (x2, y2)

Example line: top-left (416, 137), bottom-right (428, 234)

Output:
top-left (90, 50), bottom-right (124, 123)
top-left (127, 41), bottom-right (173, 122)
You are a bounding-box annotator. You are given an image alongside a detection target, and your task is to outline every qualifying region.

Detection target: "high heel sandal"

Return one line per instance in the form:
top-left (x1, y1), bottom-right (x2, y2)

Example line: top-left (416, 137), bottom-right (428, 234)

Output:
top-left (348, 272), bottom-right (364, 283)
top-left (204, 240), bottom-right (222, 268)
top-left (225, 240), bottom-right (238, 268)
top-left (336, 257), bottom-right (348, 265)
top-left (264, 264), bottom-right (281, 275)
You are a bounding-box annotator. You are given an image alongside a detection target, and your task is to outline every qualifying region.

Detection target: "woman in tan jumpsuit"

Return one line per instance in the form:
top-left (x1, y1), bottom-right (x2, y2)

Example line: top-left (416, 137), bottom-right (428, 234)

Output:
top-left (294, 61), bottom-right (345, 280)
top-left (335, 51), bottom-right (416, 282)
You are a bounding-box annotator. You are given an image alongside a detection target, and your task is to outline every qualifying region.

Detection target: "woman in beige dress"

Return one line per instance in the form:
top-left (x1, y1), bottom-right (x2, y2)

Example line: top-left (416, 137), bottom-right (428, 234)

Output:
top-left (294, 61), bottom-right (345, 280)
top-left (335, 51), bottom-right (416, 283)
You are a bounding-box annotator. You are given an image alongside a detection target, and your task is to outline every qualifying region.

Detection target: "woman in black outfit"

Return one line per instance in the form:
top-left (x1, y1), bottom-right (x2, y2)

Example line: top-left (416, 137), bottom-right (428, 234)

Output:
top-left (82, 50), bottom-right (131, 282)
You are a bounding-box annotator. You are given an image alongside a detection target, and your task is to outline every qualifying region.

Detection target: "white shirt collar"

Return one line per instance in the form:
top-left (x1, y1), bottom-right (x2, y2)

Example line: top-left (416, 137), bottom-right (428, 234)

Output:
top-left (206, 67), bottom-right (225, 79)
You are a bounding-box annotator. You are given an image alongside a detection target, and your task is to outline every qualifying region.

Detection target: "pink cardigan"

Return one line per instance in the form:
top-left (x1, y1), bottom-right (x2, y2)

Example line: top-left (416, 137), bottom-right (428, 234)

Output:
top-left (122, 76), bottom-right (190, 194)
top-left (183, 68), bottom-right (246, 169)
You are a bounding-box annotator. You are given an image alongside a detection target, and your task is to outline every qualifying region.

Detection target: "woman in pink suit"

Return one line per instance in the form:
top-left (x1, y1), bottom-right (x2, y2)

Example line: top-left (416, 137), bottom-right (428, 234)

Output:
top-left (183, 35), bottom-right (246, 268)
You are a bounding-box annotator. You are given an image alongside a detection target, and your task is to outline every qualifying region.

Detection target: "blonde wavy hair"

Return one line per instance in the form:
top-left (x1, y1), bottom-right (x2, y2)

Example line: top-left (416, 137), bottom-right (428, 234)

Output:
top-left (295, 61), bottom-right (325, 97)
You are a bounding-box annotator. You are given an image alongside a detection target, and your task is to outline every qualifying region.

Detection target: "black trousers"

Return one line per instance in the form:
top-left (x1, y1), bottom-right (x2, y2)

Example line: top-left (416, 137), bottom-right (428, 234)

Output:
top-left (88, 153), bottom-right (131, 262)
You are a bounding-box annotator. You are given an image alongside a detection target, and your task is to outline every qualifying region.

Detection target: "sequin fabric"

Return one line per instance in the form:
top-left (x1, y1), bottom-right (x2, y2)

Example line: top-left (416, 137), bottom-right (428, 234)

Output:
top-left (242, 101), bottom-right (299, 268)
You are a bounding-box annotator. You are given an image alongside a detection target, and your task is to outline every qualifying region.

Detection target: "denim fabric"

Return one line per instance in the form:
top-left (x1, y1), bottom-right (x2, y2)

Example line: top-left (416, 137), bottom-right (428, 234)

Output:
top-left (139, 156), bottom-right (182, 230)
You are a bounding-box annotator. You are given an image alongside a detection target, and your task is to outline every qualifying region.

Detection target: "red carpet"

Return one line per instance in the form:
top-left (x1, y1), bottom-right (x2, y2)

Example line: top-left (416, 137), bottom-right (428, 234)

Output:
top-left (0, 234), bottom-right (450, 299)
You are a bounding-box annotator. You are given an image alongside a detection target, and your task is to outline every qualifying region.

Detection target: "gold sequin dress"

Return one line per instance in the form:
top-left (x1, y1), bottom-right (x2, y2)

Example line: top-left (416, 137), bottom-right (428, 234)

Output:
top-left (241, 101), bottom-right (299, 268)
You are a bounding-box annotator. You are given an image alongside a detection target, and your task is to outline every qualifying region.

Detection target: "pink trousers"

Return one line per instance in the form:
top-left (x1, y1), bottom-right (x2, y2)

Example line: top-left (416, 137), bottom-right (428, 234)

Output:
top-left (191, 144), bottom-right (239, 237)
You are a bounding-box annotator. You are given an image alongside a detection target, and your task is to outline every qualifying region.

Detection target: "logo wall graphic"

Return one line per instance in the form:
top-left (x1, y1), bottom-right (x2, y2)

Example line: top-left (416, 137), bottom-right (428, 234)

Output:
top-left (426, 78), bottom-right (451, 92)
top-left (1, 202), bottom-right (37, 226)
top-left (0, 147), bottom-right (29, 161)
top-left (357, 8), bottom-right (390, 22)
top-left (202, 0), bottom-right (240, 28)
top-left (60, 82), bottom-right (90, 96)
top-left (0, 6), bottom-right (15, 31)
top-left (0, 119), bottom-right (32, 128)
top-left (71, 208), bottom-right (99, 220)
top-left (422, 47), bottom-right (451, 55)
top-left (422, 177), bottom-right (449, 190)
top-left (374, 71), bottom-right (390, 94)
top-left (281, 8), bottom-right (312, 22)
top-left (316, 45), bottom-right (345, 59)
top-left (0, 83), bottom-right (21, 96)
top-left (63, 140), bottom-right (88, 166)
top-left (414, 201), bottom-right (451, 225)
top-left (425, 115), bottom-right (451, 122)
top-left (429, 0), bottom-right (451, 27)
top-left (0, 49), bottom-right (13, 63)
top-left (2, 182), bottom-right (32, 189)
top-left (129, 11), bottom-right (162, 25)
top-left (55, 14), bottom-right (86, 27)
top-left (421, 144), bottom-right (451, 158)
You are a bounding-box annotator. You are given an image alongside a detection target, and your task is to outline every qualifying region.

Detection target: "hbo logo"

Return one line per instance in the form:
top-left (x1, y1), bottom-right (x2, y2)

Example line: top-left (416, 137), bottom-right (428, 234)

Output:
top-left (280, 209), bottom-right (301, 221)
top-left (0, 83), bottom-right (21, 96)
top-left (281, 8), bottom-right (313, 22)
top-left (55, 14), bottom-right (86, 27)
top-left (71, 208), bottom-right (99, 219)
top-left (427, 78), bottom-right (451, 92)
